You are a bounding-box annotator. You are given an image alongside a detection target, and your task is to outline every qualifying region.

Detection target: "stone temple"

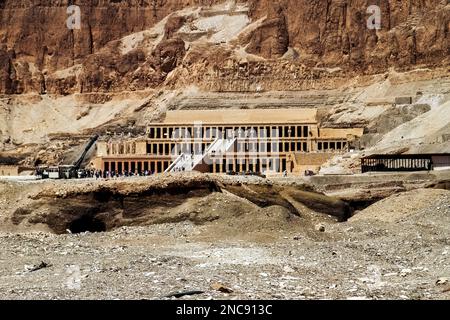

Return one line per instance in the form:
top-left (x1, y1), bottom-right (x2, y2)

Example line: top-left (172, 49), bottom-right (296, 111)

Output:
top-left (93, 109), bottom-right (364, 176)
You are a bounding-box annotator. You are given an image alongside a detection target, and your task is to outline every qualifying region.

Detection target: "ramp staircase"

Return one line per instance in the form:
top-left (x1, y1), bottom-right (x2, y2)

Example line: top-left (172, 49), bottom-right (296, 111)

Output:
top-left (165, 137), bottom-right (237, 173)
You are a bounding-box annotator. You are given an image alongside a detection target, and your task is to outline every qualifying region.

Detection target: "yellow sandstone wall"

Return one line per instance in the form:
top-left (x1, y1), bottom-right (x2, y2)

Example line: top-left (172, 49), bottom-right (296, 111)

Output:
top-left (0, 165), bottom-right (19, 176)
top-left (288, 153), bottom-right (336, 175)
top-left (135, 141), bottom-right (147, 155)
top-left (96, 142), bottom-right (108, 157)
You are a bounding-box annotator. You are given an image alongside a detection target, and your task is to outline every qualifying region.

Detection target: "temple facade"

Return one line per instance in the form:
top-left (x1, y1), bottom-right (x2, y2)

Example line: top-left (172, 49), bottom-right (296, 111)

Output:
top-left (92, 109), bottom-right (364, 175)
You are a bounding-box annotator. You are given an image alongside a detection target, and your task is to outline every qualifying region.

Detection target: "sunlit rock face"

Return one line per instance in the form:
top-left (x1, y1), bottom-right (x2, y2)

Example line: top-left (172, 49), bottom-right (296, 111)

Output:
top-left (0, 0), bottom-right (447, 94)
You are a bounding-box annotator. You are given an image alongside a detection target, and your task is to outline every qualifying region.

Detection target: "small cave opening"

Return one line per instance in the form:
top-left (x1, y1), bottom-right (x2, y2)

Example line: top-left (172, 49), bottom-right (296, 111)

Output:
top-left (348, 199), bottom-right (381, 212)
top-left (345, 198), bottom-right (384, 220)
top-left (93, 189), bottom-right (113, 203)
top-left (68, 215), bottom-right (106, 234)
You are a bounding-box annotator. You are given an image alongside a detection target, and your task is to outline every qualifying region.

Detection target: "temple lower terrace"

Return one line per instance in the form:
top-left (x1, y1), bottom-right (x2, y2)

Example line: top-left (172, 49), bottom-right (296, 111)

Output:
top-left (93, 109), bottom-right (364, 175)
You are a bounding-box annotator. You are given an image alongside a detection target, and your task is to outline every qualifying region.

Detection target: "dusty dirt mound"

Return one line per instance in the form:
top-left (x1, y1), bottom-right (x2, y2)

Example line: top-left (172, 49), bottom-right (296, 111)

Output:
top-left (169, 191), bottom-right (303, 238)
top-left (224, 183), bottom-right (351, 221)
top-left (3, 174), bottom-right (334, 235)
top-left (350, 188), bottom-right (450, 223)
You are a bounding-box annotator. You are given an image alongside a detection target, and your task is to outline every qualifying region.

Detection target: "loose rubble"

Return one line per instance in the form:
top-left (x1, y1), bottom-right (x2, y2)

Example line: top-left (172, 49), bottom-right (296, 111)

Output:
top-left (0, 183), bottom-right (448, 300)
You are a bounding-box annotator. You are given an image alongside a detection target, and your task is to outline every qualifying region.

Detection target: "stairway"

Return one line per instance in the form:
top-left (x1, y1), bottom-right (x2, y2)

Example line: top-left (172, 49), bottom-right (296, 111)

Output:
top-left (165, 137), bottom-right (237, 173)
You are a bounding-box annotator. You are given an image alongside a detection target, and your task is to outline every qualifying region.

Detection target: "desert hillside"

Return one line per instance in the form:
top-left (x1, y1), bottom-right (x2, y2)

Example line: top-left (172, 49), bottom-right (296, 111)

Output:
top-left (0, 0), bottom-right (449, 166)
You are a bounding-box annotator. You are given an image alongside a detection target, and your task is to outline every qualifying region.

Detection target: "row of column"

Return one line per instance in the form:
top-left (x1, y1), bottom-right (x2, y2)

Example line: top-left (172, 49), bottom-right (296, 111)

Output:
top-left (148, 143), bottom-right (209, 156)
top-left (103, 160), bottom-right (171, 174)
top-left (148, 125), bottom-right (312, 140)
top-left (317, 141), bottom-right (347, 151)
top-left (108, 142), bottom-right (136, 155)
top-left (211, 158), bottom-right (286, 174)
top-left (147, 141), bottom-right (311, 156)
top-left (235, 142), bottom-right (310, 153)
top-left (361, 158), bottom-right (431, 172)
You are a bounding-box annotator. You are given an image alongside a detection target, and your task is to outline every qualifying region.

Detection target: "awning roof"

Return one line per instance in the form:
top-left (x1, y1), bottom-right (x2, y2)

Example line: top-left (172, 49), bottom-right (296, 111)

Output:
top-left (362, 154), bottom-right (450, 159)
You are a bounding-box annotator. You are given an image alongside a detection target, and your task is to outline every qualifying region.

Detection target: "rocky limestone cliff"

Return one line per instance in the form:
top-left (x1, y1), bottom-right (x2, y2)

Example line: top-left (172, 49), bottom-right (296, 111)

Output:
top-left (0, 0), bottom-right (449, 166)
top-left (0, 0), bottom-right (448, 94)
top-left (249, 0), bottom-right (449, 67)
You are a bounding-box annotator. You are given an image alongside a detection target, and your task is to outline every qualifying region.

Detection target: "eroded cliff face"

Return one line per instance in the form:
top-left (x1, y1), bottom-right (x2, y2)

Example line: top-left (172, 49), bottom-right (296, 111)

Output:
top-left (0, 0), bottom-right (448, 95)
top-left (0, 0), bottom-right (225, 93)
top-left (249, 0), bottom-right (449, 68)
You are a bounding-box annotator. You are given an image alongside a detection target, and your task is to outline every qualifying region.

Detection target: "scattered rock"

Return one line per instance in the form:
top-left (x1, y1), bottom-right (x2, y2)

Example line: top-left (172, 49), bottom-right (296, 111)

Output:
top-left (316, 224), bottom-right (326, 232)
top-left (164, 290), bottom-right (205, 299)
top-left (25, 261), bottom-right (51, 272)
top-left (400, 269), bottom-right (412, 277)
top-left (210, 282), bottom-right (233, 294)
top-left (283, 266), bottom-right (295, 273)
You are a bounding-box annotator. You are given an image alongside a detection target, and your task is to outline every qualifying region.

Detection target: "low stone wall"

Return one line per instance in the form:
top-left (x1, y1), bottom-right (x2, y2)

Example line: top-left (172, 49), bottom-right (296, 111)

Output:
top-left (0, 165), bottom-right (19, 176)
top-left (289, 153), bottom-right (336, 174)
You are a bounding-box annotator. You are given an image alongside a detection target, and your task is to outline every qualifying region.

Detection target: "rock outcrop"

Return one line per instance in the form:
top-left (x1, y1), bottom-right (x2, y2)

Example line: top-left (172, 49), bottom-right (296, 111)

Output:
top-left (0, 0), bottom-right (448, 95)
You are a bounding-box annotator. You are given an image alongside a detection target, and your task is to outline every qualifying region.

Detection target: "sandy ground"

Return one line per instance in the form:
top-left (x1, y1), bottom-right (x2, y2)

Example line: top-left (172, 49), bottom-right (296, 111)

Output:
top-left (0, 179), bottom-right (448, 300)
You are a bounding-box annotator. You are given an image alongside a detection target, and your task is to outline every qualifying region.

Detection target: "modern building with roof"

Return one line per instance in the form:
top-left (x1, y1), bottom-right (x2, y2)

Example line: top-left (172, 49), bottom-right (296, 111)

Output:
top-left (361, 153), bottom-right (450, 173)
top-left (93, 109), bottom-right (364, 175)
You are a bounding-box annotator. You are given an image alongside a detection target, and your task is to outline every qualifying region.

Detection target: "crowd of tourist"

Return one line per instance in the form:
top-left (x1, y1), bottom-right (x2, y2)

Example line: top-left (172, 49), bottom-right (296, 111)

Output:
top-left (78, 169), bottom-right (156, 179)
